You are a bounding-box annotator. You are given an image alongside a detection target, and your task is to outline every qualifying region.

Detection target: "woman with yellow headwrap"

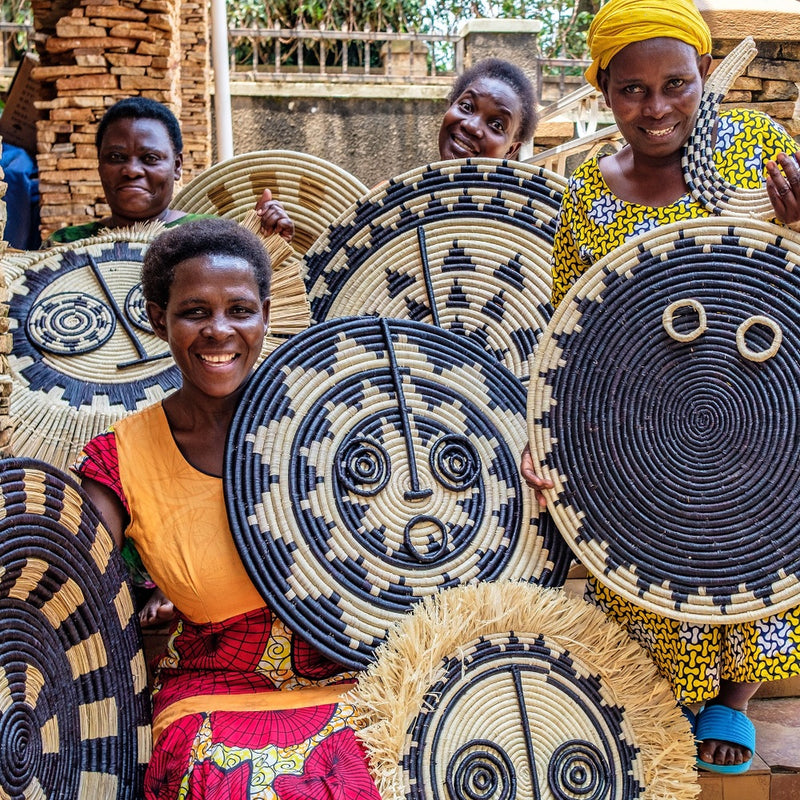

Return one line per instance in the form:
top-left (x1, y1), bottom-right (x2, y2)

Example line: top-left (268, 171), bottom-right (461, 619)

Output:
top-left (523, 0), bottom-right (800, 777)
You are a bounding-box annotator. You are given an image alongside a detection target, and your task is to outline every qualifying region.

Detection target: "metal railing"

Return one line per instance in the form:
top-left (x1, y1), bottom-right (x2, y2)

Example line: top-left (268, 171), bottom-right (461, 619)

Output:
top-left (228, 26), bottom-right (462, 82)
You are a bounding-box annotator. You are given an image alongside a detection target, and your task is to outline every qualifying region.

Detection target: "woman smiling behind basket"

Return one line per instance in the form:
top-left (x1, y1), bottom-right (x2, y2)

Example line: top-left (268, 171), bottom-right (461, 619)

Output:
top-left (73, 217), bottom-right (380, 799)
top-left (438, 57), bottom-right (538, 161)
top-left (47, 96), bottom-right (293, 244)
top-left (522, 0), bottom-right (800, 776)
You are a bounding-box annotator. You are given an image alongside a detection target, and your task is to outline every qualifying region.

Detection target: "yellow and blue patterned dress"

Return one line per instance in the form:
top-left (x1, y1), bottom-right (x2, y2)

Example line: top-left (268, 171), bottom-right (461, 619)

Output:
top-left (551, 107), bottom-right (800, 703)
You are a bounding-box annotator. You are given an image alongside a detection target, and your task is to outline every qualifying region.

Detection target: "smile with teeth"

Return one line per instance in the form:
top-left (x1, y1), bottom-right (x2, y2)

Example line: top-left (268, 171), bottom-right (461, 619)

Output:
top-left (199, 353), bottom-right (238, 364)
top-left (644, 124), bottom-right (677, 137)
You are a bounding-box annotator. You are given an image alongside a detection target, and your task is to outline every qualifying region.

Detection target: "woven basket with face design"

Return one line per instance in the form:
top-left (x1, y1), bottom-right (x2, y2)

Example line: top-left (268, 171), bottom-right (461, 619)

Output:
top-left (529, 216), bottom-right (800, 623)
top-left (303, 158), bottom-right (566, 382)
top-left (225, 316), bottom-right (571, 669)
top-left (0, 457), bottom-right (151, 798)
top-left (349, 581), bottom-right (698, 800)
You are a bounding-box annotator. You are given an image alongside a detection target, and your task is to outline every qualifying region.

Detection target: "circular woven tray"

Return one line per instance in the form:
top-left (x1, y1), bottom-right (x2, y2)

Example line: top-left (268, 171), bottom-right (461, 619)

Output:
top-left (0, 457), bottom-right (150, 798)
top-left (171, 149), bottom-right (368, 257)
top-left (682, 36), bottom-right (773, 218)
top-left (225, 316), bottom-right (571, 669)
top-left (0, 256), bottom-right (11, 457)
top-left (350, 581), bottom-right (698, 800)
top-left (529, 216), bottom-right (800, 623)
top-left (303, 159), bottom-right (566, 382)
top-left (3, 229), bottom-right (180, 471)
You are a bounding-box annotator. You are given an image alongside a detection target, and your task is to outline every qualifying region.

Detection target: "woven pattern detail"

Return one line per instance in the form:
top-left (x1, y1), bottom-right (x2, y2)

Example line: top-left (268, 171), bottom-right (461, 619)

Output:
top-left (0, 457), bottom-right (151, 798)
top-left (529, 217), bottom-right (800, 623)
top-left (171, 149), bottom-right (368, 257)
top-left (3, 231), bottom-right (179, 471)
top-left (350, 582), bottom-right (699, 800)
top-left (303, 159), bottom-right (566, 381)
top-left (225, 316), bottom-right (570, 669)
top-left (682, 37), bottom-right (773, 218)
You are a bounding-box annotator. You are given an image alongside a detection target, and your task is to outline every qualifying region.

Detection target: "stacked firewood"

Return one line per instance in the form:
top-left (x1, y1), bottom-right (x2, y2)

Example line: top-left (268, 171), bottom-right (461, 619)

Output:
top-left (31, 0), bottom-right (211, 240)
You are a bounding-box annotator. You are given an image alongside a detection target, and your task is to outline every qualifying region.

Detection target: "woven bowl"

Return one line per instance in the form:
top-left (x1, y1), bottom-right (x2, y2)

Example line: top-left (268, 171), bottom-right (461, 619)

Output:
top-left (225, 316), bottom-right (571, 669)
top-left (303, 158), bottom-right (566, 382)
top-left (529, 216), bottom-right (800, 623)
top-left (350, 581), bottom-right (698, 800)
top-left (171, 149), bottom-right (368, 257)
top-left (0, 457), bottom-right (150, 798)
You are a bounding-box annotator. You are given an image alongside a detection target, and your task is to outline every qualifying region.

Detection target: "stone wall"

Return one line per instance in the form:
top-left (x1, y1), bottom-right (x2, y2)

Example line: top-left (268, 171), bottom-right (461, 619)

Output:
top-left (699, 0), bottom-right (800, 137)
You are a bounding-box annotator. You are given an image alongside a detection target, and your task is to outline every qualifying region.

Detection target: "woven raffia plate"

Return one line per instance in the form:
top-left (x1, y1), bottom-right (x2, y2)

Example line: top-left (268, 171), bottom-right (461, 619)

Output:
top-left (0, 458), bottom-right (151, 798)
top-left (350, 582), bottom-right (699, 800)
top-left (529, 217), bottom-right (800, 623)
top-left (303, 158), bottom-right (566, 381)
top-left (2, 224), bottom-right (309, 471)
top-left (3, 229), bottom-right (180, 470)
top-left (225, 316), bottom-right (571, 669)
top-left (171, 149), bottom-right (369, 256)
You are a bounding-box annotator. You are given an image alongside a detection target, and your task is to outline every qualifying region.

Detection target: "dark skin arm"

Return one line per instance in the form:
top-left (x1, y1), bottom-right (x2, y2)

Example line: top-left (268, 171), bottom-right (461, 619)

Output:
top-left (519, 442), bottom-right (554, 508)
top-left (81, 475), bottom-right (175, 627)
top-left (255, 187), bottom-right (295, 242)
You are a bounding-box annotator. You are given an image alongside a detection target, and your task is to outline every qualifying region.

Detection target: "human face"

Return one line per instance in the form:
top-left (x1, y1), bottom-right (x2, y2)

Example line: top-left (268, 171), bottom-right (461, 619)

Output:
top-left (98, 117), bottom-right (183, 226)
top-left (438, 76), bottom-right (524, 160)
top-left (598, 38), bottom-right (711, 163)
top-left (146, 254), bottom-right (270, 401)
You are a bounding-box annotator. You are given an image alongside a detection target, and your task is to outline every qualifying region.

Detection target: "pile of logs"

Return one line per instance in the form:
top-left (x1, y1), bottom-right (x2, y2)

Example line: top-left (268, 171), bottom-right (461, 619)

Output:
top-left (30, 0), bottom-right (211, 239)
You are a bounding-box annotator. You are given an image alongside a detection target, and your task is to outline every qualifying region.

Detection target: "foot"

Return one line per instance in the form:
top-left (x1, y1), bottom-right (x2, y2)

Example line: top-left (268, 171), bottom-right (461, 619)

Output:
top-left (695, 703), bottom-right (756, 774)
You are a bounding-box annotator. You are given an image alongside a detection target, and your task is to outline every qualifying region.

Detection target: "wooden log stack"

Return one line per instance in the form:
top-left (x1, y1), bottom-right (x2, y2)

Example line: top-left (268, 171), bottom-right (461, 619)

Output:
top-left (30, 0), bottom-right (211, 240)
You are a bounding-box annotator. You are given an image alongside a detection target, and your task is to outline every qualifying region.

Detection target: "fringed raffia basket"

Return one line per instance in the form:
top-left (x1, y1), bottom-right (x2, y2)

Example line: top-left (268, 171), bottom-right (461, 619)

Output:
top-left (350, 581), bottom-right (699, 800)
top-left (2, 223), bottom-right (309, 471)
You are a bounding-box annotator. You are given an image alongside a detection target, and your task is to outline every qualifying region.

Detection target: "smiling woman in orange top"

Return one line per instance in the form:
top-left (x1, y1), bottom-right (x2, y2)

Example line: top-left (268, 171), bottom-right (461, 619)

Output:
top-left (438, 58), bottom-right (537, 161)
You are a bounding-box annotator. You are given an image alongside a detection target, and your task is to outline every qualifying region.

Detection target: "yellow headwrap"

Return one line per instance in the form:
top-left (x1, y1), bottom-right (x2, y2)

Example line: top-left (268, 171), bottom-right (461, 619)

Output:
top-left (585, 0), bottom-right (712, 89)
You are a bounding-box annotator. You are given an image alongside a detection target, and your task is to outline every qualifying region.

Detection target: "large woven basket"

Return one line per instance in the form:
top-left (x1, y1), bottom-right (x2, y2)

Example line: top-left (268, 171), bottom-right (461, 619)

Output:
top-left (303, 158), bottom-right (566, 382)
top-left (528, 216), bottom-right (800, 624)
top-left (350, 582), bottom-right (699, 800)
top-left (2, 224), bottom-right (309, 471)
top-left (2, 228), bottom-right (180, 470)
top-left (0, 457), bottom-right (151, 798)
top-left (171, 149), bottom-right (368, 257)
top-left (225, 316), bottom-right (571, 669)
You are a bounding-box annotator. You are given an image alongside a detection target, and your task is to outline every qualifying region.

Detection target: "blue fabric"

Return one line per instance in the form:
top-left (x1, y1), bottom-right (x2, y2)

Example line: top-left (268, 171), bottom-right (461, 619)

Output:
top-left (695, 704), bottom-right (756, 774)
top-left (1, 143), bottom-right (40, 249)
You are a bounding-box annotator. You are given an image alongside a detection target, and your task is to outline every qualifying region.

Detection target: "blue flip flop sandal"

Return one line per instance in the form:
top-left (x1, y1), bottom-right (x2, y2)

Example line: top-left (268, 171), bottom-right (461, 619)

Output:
top-left (695, 704), bottom-right (756, 774)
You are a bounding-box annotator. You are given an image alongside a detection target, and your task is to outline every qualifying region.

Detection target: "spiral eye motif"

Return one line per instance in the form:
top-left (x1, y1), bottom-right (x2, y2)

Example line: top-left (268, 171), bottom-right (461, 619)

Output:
top-left (446, 741), bottom-right (514, 800)
top-left (430, 434), bottom-right (481, 491)
top-left (336, 437), bottom-right (391, 496)
top-left (125, 284), bottom-right (153, 333)
top-left (26, 293), bottom-right (115, 355)
top-left (548, 741), bottom-right (610, 800)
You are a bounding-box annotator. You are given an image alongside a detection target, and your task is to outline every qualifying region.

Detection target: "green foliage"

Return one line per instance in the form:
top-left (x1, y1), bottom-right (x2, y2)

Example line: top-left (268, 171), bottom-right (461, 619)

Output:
top-left (418, 0), bottom-right (595, 59)
top-left (227, 0), bottom-right (424, 32)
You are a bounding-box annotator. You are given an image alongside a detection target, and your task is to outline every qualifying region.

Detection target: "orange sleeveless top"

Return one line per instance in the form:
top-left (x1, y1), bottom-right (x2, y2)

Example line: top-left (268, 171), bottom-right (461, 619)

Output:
top-left (115, 402), bottom-right (265, 623)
